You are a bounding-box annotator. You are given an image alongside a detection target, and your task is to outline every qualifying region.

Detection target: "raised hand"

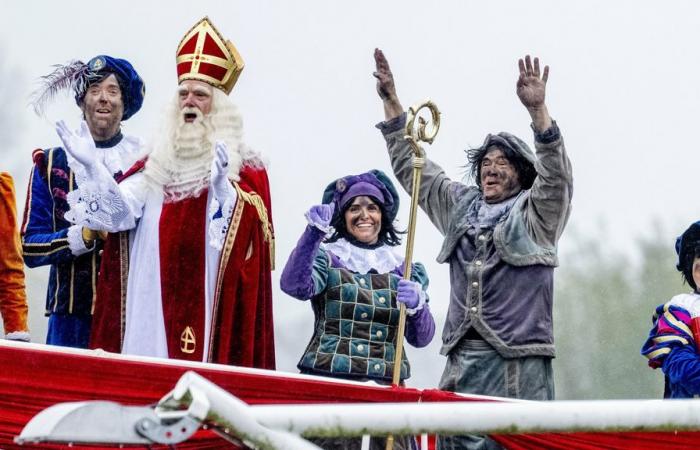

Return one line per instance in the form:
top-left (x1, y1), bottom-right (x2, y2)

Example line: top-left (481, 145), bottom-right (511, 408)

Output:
top-left (56, 120), bottom-right (97, 167)
top-left (374, 48), bottom-right (397, 100)
top-left (517, 55), bottom-right (548, 109)
top-left (373, 48), bottom-right (404, 120)
top-left (210, 141), bottom-right (231, 199)
top-left (396, 279), bottom-right (422, 310)
top-left (306, 203), bottom-right (335, 230)
top-left (516, 55), bottom-right (552, 132)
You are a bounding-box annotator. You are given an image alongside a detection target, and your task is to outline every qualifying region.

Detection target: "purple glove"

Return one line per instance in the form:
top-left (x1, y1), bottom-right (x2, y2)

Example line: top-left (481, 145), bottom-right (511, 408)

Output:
top-left (397, 279), bottom-right (422, 310)
top-left (305, 203), bottom-right (335, 231)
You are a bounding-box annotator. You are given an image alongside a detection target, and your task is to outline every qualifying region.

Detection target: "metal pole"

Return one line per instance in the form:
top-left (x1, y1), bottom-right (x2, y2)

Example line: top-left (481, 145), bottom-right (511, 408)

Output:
top-left (387, 101), bottom-right (441, 450)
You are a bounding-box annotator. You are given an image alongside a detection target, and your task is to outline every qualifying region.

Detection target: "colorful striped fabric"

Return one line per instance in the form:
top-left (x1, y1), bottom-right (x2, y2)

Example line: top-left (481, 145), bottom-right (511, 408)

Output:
top-left (642, 302), bottom-right (694, 368)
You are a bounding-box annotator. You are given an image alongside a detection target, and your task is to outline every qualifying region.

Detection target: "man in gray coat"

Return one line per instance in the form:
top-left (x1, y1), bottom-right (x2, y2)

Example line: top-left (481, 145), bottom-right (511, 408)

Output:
top-left (374, 49), bottom-right (572, 449)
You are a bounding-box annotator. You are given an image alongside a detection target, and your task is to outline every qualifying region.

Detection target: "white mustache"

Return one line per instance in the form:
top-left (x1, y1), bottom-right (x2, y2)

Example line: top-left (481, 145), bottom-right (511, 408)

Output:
top-left (180, 107), bottom-right (204, 124)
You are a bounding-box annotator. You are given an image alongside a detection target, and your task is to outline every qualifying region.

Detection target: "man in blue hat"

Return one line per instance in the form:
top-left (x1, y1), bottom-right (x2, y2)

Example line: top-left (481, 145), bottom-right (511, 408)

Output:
top-left (374, 50), bottom-right (572, 449)
top-left (21, 55), bottom-right (145, 348)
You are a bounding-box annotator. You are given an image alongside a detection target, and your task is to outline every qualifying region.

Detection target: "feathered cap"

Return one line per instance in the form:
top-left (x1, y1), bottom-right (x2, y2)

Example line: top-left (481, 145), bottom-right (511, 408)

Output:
top-left (321, 170), bottom-right (400, 222)
top-left (176, 17), bottom-right (244, 95)
top-left (31, 55), bottom-right (145, 121)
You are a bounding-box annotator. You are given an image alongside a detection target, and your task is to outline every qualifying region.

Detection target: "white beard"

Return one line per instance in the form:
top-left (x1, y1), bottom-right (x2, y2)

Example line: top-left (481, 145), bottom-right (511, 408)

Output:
top-left (143, 88), bottom-right (260, 202)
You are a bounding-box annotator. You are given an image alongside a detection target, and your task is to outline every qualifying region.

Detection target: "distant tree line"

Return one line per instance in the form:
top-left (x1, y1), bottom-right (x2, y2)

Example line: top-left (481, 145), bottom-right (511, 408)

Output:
top-left (553, 222), bottom-right (683, 399)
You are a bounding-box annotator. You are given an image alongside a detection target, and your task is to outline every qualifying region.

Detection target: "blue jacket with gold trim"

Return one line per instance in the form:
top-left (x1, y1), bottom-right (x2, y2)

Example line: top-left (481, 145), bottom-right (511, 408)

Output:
top-left (21, 147), bottom-right (102, 316)
top-left (21, 134), bottom-right (142, 317)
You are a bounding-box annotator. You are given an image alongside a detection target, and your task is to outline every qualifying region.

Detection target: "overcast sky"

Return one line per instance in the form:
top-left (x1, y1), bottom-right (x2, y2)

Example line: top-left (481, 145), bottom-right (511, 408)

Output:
top-left (3, 1), bottom-right (700, 388)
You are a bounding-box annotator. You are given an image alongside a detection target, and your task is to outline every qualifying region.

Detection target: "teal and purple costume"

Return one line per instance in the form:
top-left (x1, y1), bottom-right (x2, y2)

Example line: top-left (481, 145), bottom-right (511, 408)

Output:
top-left (280, 170), bottom-right (435, 383)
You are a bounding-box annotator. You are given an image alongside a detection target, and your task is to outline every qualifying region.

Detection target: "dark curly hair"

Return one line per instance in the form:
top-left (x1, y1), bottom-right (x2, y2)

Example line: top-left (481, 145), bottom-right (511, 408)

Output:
top-left (325, 196), bottom-right (404, 247)
top-left (466, 143), bottom-right (537, 190)
top-left (680, 242), bottom-right (700, 290)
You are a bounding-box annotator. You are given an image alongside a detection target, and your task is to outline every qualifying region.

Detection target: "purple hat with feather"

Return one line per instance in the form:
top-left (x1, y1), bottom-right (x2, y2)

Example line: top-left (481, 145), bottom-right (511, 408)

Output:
top-left (322, 170), bottom-right (400, 222)
top-left (31, 55), bottom-right (145, 121)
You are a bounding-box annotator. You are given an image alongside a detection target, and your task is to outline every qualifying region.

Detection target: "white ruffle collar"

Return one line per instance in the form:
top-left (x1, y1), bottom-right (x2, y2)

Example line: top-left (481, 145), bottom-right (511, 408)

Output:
top-left (322, 238), bottom-right (404, 274)
top-left (668, 292), bottom-right (700, 318)
top-left (100, 135), bottom-right (143, 176)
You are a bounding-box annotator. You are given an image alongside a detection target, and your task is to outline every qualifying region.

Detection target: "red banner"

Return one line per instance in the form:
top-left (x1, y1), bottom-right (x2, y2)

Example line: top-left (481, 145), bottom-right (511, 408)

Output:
top-left (1, 342), bottom-right (698, 449)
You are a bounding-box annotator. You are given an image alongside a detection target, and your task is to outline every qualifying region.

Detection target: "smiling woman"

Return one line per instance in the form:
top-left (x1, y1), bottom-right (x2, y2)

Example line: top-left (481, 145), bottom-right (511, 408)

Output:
top-left (343, 196), bottom-right (382, 244)
top-left (280, 169), bottom-right (436, 450)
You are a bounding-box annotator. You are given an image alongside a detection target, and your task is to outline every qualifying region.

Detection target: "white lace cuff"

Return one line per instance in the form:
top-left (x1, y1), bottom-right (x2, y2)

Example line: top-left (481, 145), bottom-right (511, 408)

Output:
top-left (405, 290), bottom-right (427, 317)
top-left (208, 184), bottom-right (237, 250)
top-left (67, 224), bottom-right (92, 255)
top-left (64, 164), bottom-right (132, 231)
top-left (304, 210), bottom-right (332, 234)
top-left (5, 331), bottom-right (30, 342)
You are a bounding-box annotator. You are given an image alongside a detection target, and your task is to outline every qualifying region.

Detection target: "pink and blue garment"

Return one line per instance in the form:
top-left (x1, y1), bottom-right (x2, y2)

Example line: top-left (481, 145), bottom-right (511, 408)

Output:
top-left (642, 300), bottom-right (700, 398)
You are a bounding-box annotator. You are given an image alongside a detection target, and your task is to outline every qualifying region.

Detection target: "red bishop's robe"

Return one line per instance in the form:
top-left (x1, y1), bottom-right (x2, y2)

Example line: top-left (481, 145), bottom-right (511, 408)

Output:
top-left (90, 164), bottom-right (275, 369)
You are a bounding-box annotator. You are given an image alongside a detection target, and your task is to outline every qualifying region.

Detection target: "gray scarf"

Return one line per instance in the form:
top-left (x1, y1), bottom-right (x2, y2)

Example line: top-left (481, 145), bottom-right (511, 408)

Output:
top-left (467, 191), bottom-right (522, 231)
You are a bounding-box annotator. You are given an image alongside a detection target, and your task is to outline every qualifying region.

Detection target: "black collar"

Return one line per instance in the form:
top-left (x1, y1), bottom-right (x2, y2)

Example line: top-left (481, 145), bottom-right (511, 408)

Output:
top-left (94, 130), bottom-right (123, 148)
top-left (346, 236), bottom-right (385, 250)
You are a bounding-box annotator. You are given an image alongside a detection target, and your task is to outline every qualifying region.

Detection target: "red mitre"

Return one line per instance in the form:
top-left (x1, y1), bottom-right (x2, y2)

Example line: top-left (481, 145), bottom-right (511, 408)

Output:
top-left (176, 17), bottom-right (244, 95)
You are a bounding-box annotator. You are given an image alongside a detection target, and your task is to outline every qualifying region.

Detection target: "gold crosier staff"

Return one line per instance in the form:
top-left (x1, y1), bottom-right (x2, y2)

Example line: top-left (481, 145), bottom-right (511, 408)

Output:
top-left (386, 100), bottom-right (440, 450)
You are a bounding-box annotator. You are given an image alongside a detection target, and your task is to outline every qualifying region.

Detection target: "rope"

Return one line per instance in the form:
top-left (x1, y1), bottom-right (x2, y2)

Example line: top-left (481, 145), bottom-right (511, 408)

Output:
top-left (234, 184), bottom-right (275, 269)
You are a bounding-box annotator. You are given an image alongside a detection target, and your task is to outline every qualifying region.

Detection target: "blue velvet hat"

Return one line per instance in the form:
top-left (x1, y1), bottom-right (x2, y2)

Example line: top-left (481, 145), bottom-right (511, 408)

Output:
top-left (74, 55), bottom-right (145, 121)
top-left (321, 170), bottom-right (400, 222)
top-left (31, 55), bottom-right (145, 121)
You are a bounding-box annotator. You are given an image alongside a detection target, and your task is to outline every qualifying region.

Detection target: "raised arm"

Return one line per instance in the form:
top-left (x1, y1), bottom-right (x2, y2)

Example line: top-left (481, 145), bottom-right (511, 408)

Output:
top-left (374, 48), bottom-right (404, 121)
top-left (374, 49), bottom-right (468, 235)
top-left (56, 120), bottom-right (143, 232)
top-left (280, 204), bottom-right (334, 300)
top-left (517, 55), bottom-right (552, 132)
top-left (517, 55), bottom-right (573, 248)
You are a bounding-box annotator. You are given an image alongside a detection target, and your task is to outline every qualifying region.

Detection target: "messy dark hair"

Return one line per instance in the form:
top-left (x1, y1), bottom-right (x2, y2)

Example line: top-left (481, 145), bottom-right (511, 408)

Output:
top-left (680, 243), bottom-right (700, 290)
top-left (466, 144), bottom-right (537, 190)
top-left (325, 196), bottom-right (404, 247)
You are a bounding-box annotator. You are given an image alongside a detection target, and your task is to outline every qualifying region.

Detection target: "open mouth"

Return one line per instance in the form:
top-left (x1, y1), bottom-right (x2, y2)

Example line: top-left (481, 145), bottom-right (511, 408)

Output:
top-left (354, 222), bottom-right (376, 231)
top-left (183, 112), bottom-right (198, 123)
top-left (353, 219), bottom-right (374, 226)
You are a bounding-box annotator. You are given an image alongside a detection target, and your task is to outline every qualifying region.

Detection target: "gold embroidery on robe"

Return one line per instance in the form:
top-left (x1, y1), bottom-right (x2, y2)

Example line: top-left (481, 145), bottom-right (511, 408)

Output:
top-left (180, 326), bottom-right (196, 354)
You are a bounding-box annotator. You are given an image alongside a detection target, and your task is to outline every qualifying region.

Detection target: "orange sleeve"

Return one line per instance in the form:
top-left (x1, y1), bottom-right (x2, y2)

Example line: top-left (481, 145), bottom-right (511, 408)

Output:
top-left (0, 173), bottom-right (28, 334)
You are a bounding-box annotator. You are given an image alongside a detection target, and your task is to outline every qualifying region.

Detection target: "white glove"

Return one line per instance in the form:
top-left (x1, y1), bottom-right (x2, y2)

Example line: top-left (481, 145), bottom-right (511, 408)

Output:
top-left (5, 331), bottom-right (30, 342)
top-left (210, 140), bottom-right (231, 199)
top-left (56, 120), bottom-right (97, 170)
top-left (305, 203), bottom-right (335, 233)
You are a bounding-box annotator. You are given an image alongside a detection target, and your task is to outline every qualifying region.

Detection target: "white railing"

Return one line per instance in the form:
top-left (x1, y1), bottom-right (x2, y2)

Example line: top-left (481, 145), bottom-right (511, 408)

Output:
top-left (18, 370), bottom-right (700, 449)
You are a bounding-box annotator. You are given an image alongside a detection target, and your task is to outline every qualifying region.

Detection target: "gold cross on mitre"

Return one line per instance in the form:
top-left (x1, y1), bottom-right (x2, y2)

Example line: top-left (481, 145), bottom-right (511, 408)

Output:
top-left (176, 16), bottom-right (244, 95)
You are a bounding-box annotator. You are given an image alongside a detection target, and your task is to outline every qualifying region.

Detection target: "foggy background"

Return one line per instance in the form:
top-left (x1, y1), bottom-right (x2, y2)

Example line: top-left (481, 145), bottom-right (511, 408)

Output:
top-left (2, 0), bottom-right (697, 399)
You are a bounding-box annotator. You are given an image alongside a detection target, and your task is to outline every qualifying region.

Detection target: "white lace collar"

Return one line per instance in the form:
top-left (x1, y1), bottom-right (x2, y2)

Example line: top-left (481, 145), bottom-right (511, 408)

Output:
top-left (322, 238), bottom-right (404, 274)
top-left (66, 134), bottom-right (143, 188)
top-left (668, 292), bottom-right (700, 318)
top-left (99, 134), bottom-right (143, 175)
